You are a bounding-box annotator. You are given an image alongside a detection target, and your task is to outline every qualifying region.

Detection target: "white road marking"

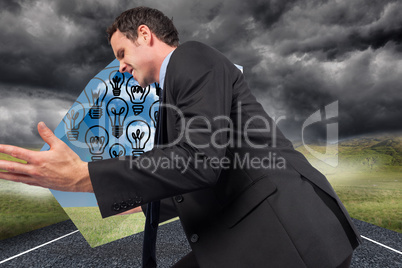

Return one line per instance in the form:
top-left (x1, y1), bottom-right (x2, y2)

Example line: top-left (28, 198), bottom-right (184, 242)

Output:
top-left (1, 231), bottom-right (401, 264)
top-left (361, 235), bottom-right (402, 255)
top-left (0, 230), bottom-right (79, 264)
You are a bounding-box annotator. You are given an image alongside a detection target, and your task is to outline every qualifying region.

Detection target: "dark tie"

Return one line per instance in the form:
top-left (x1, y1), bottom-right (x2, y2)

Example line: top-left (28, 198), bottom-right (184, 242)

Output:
top-left (142, 83), bottom-right (162, 268)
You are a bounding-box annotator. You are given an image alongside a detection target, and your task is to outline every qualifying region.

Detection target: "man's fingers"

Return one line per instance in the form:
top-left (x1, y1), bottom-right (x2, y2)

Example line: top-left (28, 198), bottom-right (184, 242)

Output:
top-left (37, 122), bottom-right (59, 147)
top-left (25, 182), bottom-right (42, 187)
top-left (0, 171), bottom-right (35, 184)
top-left (0, 144), bottom-right (36, 163)
top-left (0, 160), bottom-right (35, 176)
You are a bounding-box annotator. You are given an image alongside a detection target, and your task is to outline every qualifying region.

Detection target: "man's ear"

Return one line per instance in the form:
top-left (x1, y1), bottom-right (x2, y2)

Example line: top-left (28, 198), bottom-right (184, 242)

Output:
top-left (137, 25), bottom-right (152, 45)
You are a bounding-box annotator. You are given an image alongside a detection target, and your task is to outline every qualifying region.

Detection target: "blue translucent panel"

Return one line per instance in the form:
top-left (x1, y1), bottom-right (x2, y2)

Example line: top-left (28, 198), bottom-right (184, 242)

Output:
top-left (41, 59), bottom-right (160, 207)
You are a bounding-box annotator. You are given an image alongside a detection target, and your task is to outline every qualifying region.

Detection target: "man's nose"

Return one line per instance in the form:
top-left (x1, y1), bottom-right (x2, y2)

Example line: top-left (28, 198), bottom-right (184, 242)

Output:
top-left (119, 62), bottom-right (126, 73)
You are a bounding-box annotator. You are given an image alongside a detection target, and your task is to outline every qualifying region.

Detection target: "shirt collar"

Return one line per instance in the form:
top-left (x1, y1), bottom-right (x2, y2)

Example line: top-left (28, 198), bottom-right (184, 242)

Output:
top-left (159, 49), bottom-right (175, 90)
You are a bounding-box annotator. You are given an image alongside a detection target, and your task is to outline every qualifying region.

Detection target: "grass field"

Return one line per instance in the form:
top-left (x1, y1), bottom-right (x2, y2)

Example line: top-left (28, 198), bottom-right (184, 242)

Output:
top-left (0, 133), bottom-right (401, 243)
top-left (0, 149), bottom-right (70, 240)
top-left (63, 207), bottom-right (146, 247)
top-left (63, 207), bottom-right (177, 247)
top-left (329, 171), bottom-right (401, 233)
top-left (0, 180), bottom-right (69, 240)
top-left (296, 133), bottom-right (402, 233)
top-left (0, 149), bottom-right (175, 245)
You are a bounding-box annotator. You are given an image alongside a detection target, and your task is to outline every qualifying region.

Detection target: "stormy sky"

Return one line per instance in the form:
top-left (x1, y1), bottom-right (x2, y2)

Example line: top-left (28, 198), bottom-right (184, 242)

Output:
top-left (0, 0), bottom-right (401, 145)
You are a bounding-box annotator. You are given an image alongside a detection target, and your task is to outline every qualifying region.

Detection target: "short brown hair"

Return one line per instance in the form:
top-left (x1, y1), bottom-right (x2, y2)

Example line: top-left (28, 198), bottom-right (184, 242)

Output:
top-left (107, 7), bottom-right (179, 47)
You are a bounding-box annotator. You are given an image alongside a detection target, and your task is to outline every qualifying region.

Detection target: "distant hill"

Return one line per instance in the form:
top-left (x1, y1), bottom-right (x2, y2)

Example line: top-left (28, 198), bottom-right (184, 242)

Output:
top-left (339, 133), bottom-right (402, 169)
top-left (295, 132), bottom-right (402, 174)
top-left (368, 138), bottom-right (402, 166)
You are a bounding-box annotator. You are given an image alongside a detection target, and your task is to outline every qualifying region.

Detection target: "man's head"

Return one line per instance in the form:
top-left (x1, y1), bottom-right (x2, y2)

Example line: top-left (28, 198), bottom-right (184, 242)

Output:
top-left (107, 7), bottom-right (179, 47)
top-left (108, 7), bottom-right (178, 87)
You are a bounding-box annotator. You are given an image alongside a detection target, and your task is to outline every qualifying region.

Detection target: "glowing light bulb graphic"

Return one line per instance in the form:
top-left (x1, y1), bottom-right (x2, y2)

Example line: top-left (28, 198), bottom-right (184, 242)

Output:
top-left (126, 77), bottom-right (151, 115)
top-left (126, 120), bottom-right (151, 157)
top-left (106, 97), bottom-right (129, 138)
top-left (84, 77), bottom-right (108, 119)
top-left (85, 125), bottom-right (109, 161)
top-left (109, 143), bottom-right (126, 158)
top-left (109, 70), bottom-right (125, 96)
top-left (62, 101), bottom-right (85, 141)
top-left (149, 100), bottom-right (160, 128)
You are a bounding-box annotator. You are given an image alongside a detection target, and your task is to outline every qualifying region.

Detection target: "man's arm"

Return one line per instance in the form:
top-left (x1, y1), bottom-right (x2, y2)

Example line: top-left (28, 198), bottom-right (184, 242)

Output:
top-left (0, 122), bottom-right (93, 193)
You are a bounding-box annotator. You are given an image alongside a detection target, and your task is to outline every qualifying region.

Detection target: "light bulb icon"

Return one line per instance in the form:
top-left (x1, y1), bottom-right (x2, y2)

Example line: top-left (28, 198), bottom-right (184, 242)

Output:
top-left (109, 70), bottom-right (125, 96)
top-left (84, 77), bottom-right (108, 119)
top-left (106, 97), bottom-right (129, 138)
top-left (154, 82), bottom-right (162, 98)
top-left (126, 77), bottom-right (151, 115)
top-left (109, 143), bottom-right (126, 158)
top-left (126, 120), bottom-right (151, 157)
top-left (85, 125), bottom-right (109, 161)
top-left (62, 101), bottom-right (85, 141)
top-left (149, 100), bottom-right (160, 128)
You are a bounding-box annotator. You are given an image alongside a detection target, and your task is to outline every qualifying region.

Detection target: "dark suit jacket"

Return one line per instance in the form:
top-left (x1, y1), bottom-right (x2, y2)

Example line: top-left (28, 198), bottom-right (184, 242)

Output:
top-left (89, 41), bottom-right (361, 267)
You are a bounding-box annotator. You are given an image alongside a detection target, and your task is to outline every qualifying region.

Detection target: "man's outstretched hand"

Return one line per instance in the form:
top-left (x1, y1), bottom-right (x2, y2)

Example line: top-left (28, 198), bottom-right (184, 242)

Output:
top-left (0, 122), bottom-right (93, 193)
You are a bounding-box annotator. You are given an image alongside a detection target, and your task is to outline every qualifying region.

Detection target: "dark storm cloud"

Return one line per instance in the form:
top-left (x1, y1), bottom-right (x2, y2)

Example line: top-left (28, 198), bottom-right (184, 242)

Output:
top-left (0, 0), bottom-right (143, 95)
top-left (248, 0), bottom-right (298, 28)
top-left (0, 0), bottom-right (22, 13)
top-left (266, 0), bottom-right (402, 58)
top-left (0, 0), bottom-right (401, 144)
top-left (217, 0), bottom-right (402, 139)
top-left (0, 86), bottom-right (72, 145)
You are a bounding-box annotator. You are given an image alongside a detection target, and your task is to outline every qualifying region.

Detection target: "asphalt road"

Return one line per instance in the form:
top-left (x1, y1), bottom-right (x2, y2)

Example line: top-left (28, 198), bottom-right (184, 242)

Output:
top-left (0, 218), bottom-right (400, 267)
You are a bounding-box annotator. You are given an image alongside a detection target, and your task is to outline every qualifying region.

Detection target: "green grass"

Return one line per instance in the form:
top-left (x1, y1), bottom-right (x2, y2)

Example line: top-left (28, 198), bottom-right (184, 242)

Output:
top-left (1, 148), bottom-right (177, 246)
top-left (296, 135), bottom-right (402, 233)
top-left (63, 207), bottom-right (177, 247)
top-left (329, 172), bottom-right (401, 233)
top-left (1, 135), bottom-right (401, 243)
top-left (0, 180), bottom-right (69, 240)
top-left (63, 207), bottom-right (146, 247)
top-left (0, 149), bottom-right (70, 240)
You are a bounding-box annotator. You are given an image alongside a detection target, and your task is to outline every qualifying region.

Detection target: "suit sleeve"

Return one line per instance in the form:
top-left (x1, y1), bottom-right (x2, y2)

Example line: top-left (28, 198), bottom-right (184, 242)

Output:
top-left (89, 48), bottom-right (239, 218)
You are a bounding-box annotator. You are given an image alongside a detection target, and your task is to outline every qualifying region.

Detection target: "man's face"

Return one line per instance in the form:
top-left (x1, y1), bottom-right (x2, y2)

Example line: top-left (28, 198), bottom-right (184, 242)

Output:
top-left (110, 29), bottom-right (157, 88)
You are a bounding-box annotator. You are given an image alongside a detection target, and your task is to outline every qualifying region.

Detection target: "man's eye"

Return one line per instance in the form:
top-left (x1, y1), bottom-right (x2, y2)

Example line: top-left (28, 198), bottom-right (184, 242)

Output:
top-left (117, 51), bottom-right (124, 59)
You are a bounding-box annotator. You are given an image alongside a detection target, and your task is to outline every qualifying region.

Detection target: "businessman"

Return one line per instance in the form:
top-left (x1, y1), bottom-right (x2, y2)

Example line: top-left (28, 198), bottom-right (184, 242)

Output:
top-left (0, 7), bottom-right (360, 267)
